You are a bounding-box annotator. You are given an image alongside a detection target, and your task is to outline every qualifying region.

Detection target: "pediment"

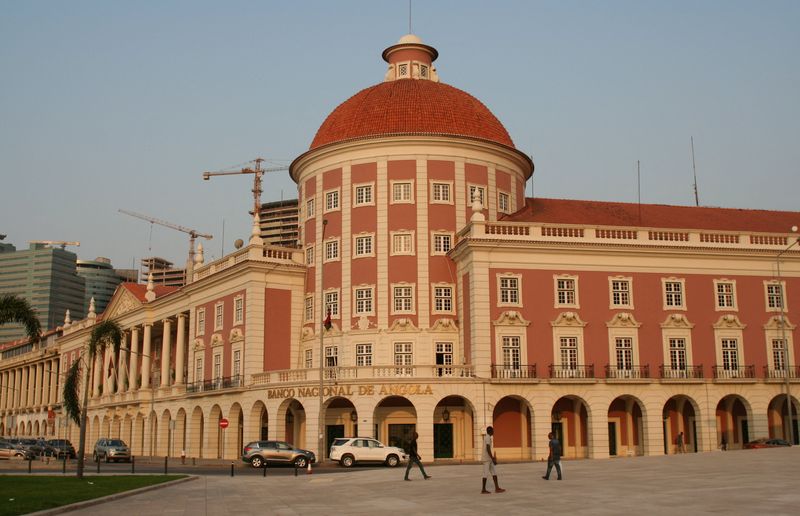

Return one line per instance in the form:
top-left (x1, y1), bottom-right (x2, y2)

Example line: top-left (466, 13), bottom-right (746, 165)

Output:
top-left (389, 317), bottom-right (418, 332)
top-left (430, 318), bottom-right (458, 332)
top-left (660, 313), bottom-right (695, 329)
top-left (606, 312), bottom-right (641, 328)
top-left (551, 311), bottom-right (587, 328)
top-left (103, 288), bottom-right (142, 319)
top-left (493, 310), bottom-right (531, 327)
top-left (763, 315), bottom-right (796, 331)
top-left (713, 314), bottom-right (746, 330)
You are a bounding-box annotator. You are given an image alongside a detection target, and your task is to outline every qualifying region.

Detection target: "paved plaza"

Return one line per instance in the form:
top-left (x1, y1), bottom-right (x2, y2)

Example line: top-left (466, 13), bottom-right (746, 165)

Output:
top-left (52, 447), bottom-right (800, 515)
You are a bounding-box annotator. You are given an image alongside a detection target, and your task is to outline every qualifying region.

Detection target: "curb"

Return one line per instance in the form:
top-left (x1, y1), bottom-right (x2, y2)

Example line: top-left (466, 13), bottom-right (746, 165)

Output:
top-left (27, 475), bottom-right (199, 515)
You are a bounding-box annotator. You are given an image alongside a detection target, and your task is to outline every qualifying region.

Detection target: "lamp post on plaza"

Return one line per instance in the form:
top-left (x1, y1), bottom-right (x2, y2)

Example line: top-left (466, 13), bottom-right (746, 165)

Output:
top-left (318, 219), bottom-right (328, 460)
top-left (776, 225), bottom-right (799, 444)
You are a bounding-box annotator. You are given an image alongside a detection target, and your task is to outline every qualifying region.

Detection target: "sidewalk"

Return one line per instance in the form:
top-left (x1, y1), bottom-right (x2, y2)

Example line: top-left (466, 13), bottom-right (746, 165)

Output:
top-left (62, 447), bottom-right (800, 515)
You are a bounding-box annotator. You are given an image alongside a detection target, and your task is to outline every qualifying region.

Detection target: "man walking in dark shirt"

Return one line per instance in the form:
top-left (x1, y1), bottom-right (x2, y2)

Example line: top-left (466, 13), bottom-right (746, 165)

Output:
top-left (404, 432), bottom-right (431, 481)
top-left (542, 432), bottom-right (562, 480)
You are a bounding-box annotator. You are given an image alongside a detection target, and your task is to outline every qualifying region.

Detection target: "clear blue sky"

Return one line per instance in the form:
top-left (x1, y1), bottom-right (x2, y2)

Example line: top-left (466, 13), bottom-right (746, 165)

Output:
top-left (2, 1), bottom-right (798, 271)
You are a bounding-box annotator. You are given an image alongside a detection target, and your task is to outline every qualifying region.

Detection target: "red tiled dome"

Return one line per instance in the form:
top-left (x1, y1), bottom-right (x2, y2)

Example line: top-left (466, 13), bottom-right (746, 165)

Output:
top-left (310, 79), bottom-right (515, 150)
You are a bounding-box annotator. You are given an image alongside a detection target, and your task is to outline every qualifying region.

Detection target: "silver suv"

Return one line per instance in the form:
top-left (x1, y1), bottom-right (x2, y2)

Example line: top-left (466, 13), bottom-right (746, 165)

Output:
top-left (93, 438), bottom-right (131, 463)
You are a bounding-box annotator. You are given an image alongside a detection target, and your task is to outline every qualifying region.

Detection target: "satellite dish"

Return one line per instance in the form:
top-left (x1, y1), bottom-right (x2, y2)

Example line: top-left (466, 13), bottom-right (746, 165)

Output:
top-left (234, 239), bottom-right (244, 249)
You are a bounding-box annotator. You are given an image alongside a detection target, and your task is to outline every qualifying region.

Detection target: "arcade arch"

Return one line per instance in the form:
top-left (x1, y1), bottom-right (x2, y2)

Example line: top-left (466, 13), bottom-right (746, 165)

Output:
top-left (716, 394), bottom-right (752, 450)
top-left (552, 396), bottom-right (590, 459)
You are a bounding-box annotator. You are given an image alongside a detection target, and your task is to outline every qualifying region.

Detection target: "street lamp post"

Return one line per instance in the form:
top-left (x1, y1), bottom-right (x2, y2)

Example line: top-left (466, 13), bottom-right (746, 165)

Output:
top-left (776, 226), bottom-right (799, 444)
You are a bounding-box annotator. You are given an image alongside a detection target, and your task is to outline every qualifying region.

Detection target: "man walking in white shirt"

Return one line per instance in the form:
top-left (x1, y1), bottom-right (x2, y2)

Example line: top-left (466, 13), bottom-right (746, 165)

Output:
top-left (481, 426), bottom-right (506, 494)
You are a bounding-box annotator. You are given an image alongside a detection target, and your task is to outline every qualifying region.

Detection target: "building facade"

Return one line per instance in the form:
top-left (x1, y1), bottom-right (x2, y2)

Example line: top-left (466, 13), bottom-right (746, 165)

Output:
top-left (77, 256), bottom-right (135, 315)
top-left (257, 199), bottom-right (300, 248)
top-left (1, 34), bottom-right (798, 463)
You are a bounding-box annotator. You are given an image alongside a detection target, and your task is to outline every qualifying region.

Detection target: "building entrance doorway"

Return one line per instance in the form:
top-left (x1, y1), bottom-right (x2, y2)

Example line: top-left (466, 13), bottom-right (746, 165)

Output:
top-left (608, 422), bottom-right (617, 456)
top-left (388, 423), bottom-right (415, 449)
top-left (326, 425), bottom-right (344, 459)
top-left (433, 423), bottom-right (453, 458)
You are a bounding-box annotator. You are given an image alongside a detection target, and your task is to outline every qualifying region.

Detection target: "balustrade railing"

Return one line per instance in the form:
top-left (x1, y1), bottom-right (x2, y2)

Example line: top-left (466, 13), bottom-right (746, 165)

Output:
top-left (763, 365), bottom-right (800, 379)
top-left (186, 374), bottom-right (243, 393)
top-left (605, 365), bottom-right (650, 379)
top-left (491, 364), bottom-right (536, 379)
top-left (548, 364), bottom-right (594, 379)
top-left (659, 365), bottom-right (704, 379)
top-left (713, 365), bottom-right (755, 379)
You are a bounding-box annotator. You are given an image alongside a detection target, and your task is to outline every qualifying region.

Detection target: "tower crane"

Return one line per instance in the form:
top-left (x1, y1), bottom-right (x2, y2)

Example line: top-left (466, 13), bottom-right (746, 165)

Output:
top-left (202, 158), bottom-right (290, 217)
top-left (118, 209), bottom-right (212, 279)
top-left (28, 240), bottom-right (80, 250)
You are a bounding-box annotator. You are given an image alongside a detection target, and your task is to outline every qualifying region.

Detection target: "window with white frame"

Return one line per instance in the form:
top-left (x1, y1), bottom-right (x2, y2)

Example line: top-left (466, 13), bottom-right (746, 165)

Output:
top-left (392, 285), bottom-right (414, 313)
top-left (468, 185), bottom-right (486, 205)
top-left (502, 336), bottom-right (521, 371)
top-left (325, 239), bottom-right (340, 261)
top-left (394, 342), bottom-right (413, 376)
top-left (560, 337), bottom-right (578, 370)
top-left (435, 342), bottom-right (453, 376)
top-left (354, 184), bottom-right (374, 206)
top-left (663, 279), bottom-right (685, 309)
top-left (304, 296), bottom-right (314, 322)
top-left (433, 285), bottom-right (453, 313)
top-left (214, 303), bottom-right (224, 330)
top-left (392, 181), bottom-right (413, 203)
top-left (196, 308), bottom-right (205, 336)
top-left (306, 198), bottom-right (315, 219)
top-left (233, 350), bottom-right (241, 378)
top-left (431, 182), bottom-right (452, 203)
top-left (766, 282), bottom-right (785, 310)
top-left (772, 339), bottom-right (786, 372)
top-left (721, 338), bottom-right (739, 371)
top-left (305, 349), bottom-right (313, 369)
top-left (325, 190), bottom-right (340, 211)
top-left (615, 337), bottom-right (633, 370)
top-left (325, 346), bottom-right (338, 367)
top-left (610, 278), bottom-right (632, 308)
top-left (355, 287), bottom-right (374, 315)
top-left (356, 344), bottom-right (372, 367)
top-left (234, 296), bottom-right (244, 325)
top-left (499, 276), bottom-right (521, 305)
top-left (306, 245), bottom-right (314, 266)
top-left (213, 353), bottom-right (222, 381)
top-left (195, 357), bottom-right (203, 383)
top-left (669, 338), bottom-right (687, 372)
top-left (354, 234), bottom-right (374, 257)
top-left (324, 290), bottom-right (339, 318)
top-left (392, 232), bottom-right (414, 255)
top-left (432, 232), bottom-right (452, 254)
top-left (498, 191), bottom-right (510, 213)
top-left (715, 281), bottom-right (736, 309)
top-left (555, 276), bottom-right (578, 307)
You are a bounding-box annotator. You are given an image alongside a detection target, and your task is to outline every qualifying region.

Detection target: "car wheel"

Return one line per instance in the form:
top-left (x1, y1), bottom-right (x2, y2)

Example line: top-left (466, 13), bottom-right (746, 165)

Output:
top-left (295, 456), bottom-right (307, 468)
top-left (340, 454), bottom-right (355, 468)
top-left (251, 456), bottom-right (264, 468)
top-left (385, 454), bottom-right (400, 467)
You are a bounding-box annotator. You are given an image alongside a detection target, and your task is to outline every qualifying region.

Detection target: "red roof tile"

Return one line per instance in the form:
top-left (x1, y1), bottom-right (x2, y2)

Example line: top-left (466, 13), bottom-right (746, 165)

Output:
top-left (502, 198), bottom-right (799, 234)
top-left (119, 282), bottom-right (179, 302)
top-left (310, 80), bottom-right (514, 150)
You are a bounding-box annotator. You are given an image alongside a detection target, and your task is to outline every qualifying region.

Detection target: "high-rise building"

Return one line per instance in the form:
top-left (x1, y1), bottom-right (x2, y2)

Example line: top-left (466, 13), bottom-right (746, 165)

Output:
top-left (257, 199), bottom-right (300, 248)
top-left (76, 257), bottom-right (135, 315)
top-left (141, 257), bottom-right (186, 287)
top-left (0, 242), bottom-right (85, 342)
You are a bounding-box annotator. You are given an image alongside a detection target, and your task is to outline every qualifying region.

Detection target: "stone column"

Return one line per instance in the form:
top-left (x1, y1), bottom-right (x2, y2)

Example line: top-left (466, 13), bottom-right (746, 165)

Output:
top-left (175, 314), bottom-right (186, 385)
top-left (141, 323), bottom-right (152, 389)
top-left (92, 352), bottom-right (102, 398)
top-left (38, 362), bottom-right (47, 406)
top-left (102, 346), bottom-right (111, 396)
top-left (118, 332), bottom-right (128, 393)
top-left (128, 327), bottom-right (140, 391)
top-left (586, 399), bottom-right (610, 459)
top-left (15, 368), bottom-right (22, 408)
top-left (1, 371), bottom-right (7, 409)
top-left (21, 367), bottom-right (29, 408)
top-left (49, 359), bottom-right (59, 405)
top-left (161, 319), bottom-right (172, 387)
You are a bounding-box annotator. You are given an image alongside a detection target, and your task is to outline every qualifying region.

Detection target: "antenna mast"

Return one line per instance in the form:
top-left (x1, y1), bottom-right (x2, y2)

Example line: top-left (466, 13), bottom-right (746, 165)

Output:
top-left (637, 160), bottom-right (642, 224)
top-left (691, 136), bottom-right (699, 207)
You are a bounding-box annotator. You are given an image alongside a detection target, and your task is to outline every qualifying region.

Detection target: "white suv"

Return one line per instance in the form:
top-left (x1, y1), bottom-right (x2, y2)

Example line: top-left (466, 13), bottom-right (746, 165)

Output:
top-left (329, 437), bottom-right (407, 467)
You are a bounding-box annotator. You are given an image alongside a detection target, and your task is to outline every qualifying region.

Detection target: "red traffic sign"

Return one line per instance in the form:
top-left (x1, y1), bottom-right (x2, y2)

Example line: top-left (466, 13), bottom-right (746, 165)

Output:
top-left (219, 418), bottom-right (229, 429)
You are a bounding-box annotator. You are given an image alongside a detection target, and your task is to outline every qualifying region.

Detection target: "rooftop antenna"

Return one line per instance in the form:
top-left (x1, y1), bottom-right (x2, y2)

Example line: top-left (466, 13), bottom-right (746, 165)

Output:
top-left (637, 160), bottom-right (642, 224)
top-left (691, 136), bottom-right (700, 207)
top-left (409, 0), bottom-right (412, 33)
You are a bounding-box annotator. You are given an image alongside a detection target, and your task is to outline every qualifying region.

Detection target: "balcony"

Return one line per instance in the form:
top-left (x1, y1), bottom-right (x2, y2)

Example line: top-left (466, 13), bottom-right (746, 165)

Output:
top-left (605, 365), bottom-right (651, 381)
top-left (712, 365), bottom-right (756, 381)
top-left (251, 365), bottom-right (476, 385)
top-left (659, 365), bottom-right (704, 381)
top-left (548, 364), bottom-right (595, 382)
top-left (491, 364), bottom-right (537, 380)
top-left (763, 365), bottom-right (800, 382)
top-left (186, 374), bottom-right (243, 393)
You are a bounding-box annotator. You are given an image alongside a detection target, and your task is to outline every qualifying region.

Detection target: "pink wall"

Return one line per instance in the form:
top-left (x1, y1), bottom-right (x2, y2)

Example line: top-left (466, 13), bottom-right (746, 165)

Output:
top-left (264, 288), bottom-right (292, 371)
top-left (195, 290), bottom-right (246, 379)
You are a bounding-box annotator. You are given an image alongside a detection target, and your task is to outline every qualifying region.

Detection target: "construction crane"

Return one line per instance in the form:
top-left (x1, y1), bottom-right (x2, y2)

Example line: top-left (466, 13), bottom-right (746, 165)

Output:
top-left (28, 240), bottom-right (80, 250)
top-left (118, 209), bottom-right (212, 277)
top-left (202, 158), bottom-right (290, 216)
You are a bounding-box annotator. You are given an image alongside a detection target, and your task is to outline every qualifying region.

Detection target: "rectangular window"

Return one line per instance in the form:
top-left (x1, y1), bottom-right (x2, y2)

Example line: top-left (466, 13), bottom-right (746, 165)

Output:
top-left (325, 346), bottom-right (338, 367)
top-left (306, 198), bottom-right (315, 219)
top-left (669, 338), bottom-right (687, 371)
top-left (502, 336), bottom-right (521, 372)
top-left (233, 350), bottom-right (241, 377)
top-left (433, 233), bottom-right (452, 254)
top-left (612, 280), bottom-right (630, 307)
top-left (234, 297), bottom-right (244, 324)
top-left (498, 192), bottom-right (510, 213)
top-left (499, 277), bottom-right (520, 304)
top-left (305, 349), bottom-right (313, 369)
top-left (324, 291), bottom-right (339, 317)
top-left (355, 288), bottom-right (373, 315)
top-left (767, 284), bottom-right (784, 309)
top-left (213, 354), bottom-right (221, 381)
top-left (772, 339), bottom-right (786, 371)
top-left (195, 357), bottom-right (203, 383)
top-left (392, 182), bottom-right (412, 202)
top-left (557, 278), bottom-right (576, 305)
top-left (354, 184), bottom-right (373, 206)
top-left (432, 182), bottom-right (451, 202)
top-left (354, 235), bottom-right (373, 257)
top-left (392, 233), bottom-right (413, 255)
top-left (433, 286), bottom-right (453, 313)
top-left (393, 286), bottom-right (414, 313)
top-left (304, 296), bottom-right (314, 322)
top-left (722, 338), bottom-right (739, 371)
top-left (435, 342), bottom-right (453, 376)
top-left (196, 308), bottom-right (205, 336)
top-left (394, 342), bottom-right (413, 376)
top-left (356, 344), bottom-right (372, 367)
top-left (468, 185), bottom-right (486, 205)
top-left (560, 337), bottom-right (578, 369)
top-left (325, 239), bottom-right (340, 261)
top-left (306, 246), bottom-right (314, 266)
top-left (214, 303), bottom-right (224, 330)
top-left (615, 337), bottom-right (633, 370)
top-left (716, 282), bottom-right (735, 308)
top-left (665, 281), bottom-right (683, 308)
top-left (325, 190), bottom-right (339, 211)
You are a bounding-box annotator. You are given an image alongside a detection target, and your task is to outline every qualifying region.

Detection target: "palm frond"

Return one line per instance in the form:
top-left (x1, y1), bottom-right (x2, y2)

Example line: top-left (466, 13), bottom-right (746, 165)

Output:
top-left (88, 319), bottom-right (123, 359)
top-left (63, 359), bottom-right (82, 426)
top-left (0, 294), bottom-right (41, 343)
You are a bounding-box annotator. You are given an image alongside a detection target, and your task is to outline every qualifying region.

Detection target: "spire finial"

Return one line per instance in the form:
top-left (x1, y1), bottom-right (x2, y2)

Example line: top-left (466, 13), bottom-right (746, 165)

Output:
top-left (145, 273), bottom-right (156, 302)
top-left (88, 297), bottom-right (97, 319)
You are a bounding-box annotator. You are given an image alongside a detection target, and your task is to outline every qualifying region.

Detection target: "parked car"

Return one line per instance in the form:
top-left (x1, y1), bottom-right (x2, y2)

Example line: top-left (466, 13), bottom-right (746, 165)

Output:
top-left (93, 438), bottom-right (131, 462)
top-left (47, 439), bottom-right (76, 459)
top-left (16, 438), bottom-right (45, 456)
top-left (744, 438), bottom-right (791, 449)
top-left (329, 437), bottom-right (406, 467)
top-left (0, 441), bottom-right (34, 460)
top-left (241, 440), bottom-right (316, 468)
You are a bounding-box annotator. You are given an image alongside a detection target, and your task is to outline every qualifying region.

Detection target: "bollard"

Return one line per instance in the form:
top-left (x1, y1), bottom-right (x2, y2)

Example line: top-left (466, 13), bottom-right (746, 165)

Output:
top-left (294, 463), bottom-right (298, 477)
top-left (28, 457), bottom-right (32, 474)
top-left (192, 457), bottom-right (196, 466)
top-left (97, 458), bottom-right (100, 474)
top-left (62, 456), bottom-right (67, 474)
top-left (230, 462), bottom-right (235, 477)
top-left (164, 456), bottom-right (168, 475)
top-left (263, 463), bottom-right (267, 477)
top-left (131, 456), bottom-right (135, 474)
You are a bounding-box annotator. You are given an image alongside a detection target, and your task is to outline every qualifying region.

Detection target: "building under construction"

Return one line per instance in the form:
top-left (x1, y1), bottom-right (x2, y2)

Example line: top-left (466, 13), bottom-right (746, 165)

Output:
top-left (256, 199), bottom-right (300, 248)
top-left (140, 257), bottom-right (185, 287)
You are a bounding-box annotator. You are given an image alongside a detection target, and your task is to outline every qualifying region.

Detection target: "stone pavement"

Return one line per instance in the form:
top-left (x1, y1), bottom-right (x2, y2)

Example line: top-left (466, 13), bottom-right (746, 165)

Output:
top-left (63, 448), bottom-right (800, 515)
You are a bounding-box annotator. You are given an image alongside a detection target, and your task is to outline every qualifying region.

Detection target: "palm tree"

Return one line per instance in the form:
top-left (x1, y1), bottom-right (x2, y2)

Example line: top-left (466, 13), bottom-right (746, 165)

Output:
top-left (0, 294), bottom-right (41, 343)
top-left (62, 319), bottom-right (122, 478)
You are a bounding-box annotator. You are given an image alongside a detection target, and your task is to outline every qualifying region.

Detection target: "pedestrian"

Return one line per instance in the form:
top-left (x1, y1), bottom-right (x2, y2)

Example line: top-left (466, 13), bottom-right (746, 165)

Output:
top-left (677, 432), bottom-right (685, 453)
top-left (403, 432), bottom-right (431, 481)
top-left (720, 434), bottom-right (727, 451)
top-left (481, 426), bottom-right (505, 494)
top-left (542, 432), bottom-right (562, 480)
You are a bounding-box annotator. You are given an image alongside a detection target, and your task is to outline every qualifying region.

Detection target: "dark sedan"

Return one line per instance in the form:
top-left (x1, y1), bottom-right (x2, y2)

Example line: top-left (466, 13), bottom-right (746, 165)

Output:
top-left (744, 438), bottom-right (791, 449)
